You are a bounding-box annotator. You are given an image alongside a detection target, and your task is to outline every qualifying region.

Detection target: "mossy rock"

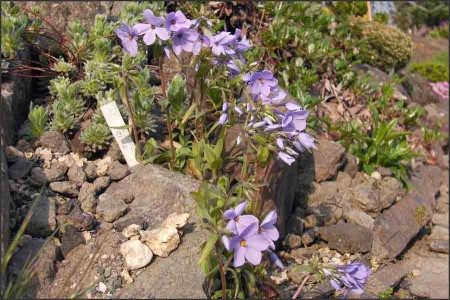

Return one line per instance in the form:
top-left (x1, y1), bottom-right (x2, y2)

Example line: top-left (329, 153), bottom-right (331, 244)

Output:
top-left (358, 21), bottom-right (413, 72)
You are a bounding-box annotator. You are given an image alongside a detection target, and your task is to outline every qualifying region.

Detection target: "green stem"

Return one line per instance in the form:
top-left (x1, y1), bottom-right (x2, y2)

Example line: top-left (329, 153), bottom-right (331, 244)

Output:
top-left (216, 239), bottom-right (227, 300)
top-left (159, 56), bottom-right (175, 170)
top-left (122, 71), bottom-right (142, 161)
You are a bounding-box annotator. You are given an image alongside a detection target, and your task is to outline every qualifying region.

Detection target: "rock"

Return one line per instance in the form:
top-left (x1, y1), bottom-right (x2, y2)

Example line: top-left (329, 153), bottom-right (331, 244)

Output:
top-left (81, 231), bottom-right (91, 242)
top-left (38, 131), bottom-right (70, 155)
top-left (307, 181), bottom-right (337, 206)
top-left (350, 172), bottom-right (364, 187)
top-left (78, 182), bottom-right (97, 213)
top-left (365, 263), bottom-right (409, 296)
top-left (411, 165), bottom-right (442, 200)
top-left (8, 157), bottom-right (33, 180)
top-left (107, 141), bottom-right (125, 162)
top-left (287, 267), bottom-right (310, 284)
top-left (67, 165), bottom-right (86, 187)
top-left (121, 269), bottom-right (134, 284)
top-left (378, 177), bottom-right (404, 209)
top-left (104, 163), bottom-right (201, 230)
top-left (429, 240), bottom-right (448, 253)
top-left (162, 212), bottom-right (190, 229)
top-left (317, 223), bottom-right (373, 254)
top-left (15, 139), bottom-right (33, 153)
top-left (377, 166), bottom-right (392, 177)
top-left (26, 194), bottom-right (56, 237)
top-left (56, 203), bottom-right (96, 231)
top-left (304, 214), bottom-right (324, 229)
top-left (49, 181), bottom-right (79, 197)
top-left (107, 160), bottom-right (129, 181)
top-left (95, 157), bottom-right (112, 176)
top-left (1, 48), bottom-right (32, 145)
top-left (335, 171), bottom-right (352, 191)
top-left (96, 194), bottom-right (128, 222)
top-left (284, 234), bottom-right (302, 249)
top-left (116, 226), bottom-right (208, 299)
top-left (343, 153), bottom-right (358, 178)
top-left (400, 72), bottom-right (440, 105)
top-left (4, 146), bottom-right (24, 163)
top-left (60, 225), bottom-right (85, 257)
top-left (372, 192), bottom-right (434, 261)
top-left (83, 161), bottom-right (97, 181)
top-left (403, 254), bottom-right (449, 299)
top-left (313, 140), bottom-right (346, 182)
top-left (343, 180), bottom-right (382, 213)
top-left (370, 171), bottom-right (382, 180)
top-left (38, 148), bottom-right (53, 163)
top-left (93, 176), bottom-right (110, 193)
top-left (301, 229), bottom-right (316, 246)
top-left (120, 240), bottom-right (153, 270)
top-left (98, 282), bottom-right (107, 293)
top-left (8, 238), bottom-right (61, 284)
top-left (122, 224), bottom-right (142, 238)
top-left (286, 207), bottom-right (305, 235)
top-left (110, 188), bottom-right (134, 204)
top-left (43, 162), bottom-right (68, 182)
top-left (140, 226), bottom-right (180, 258)
top-left (29, 167), bottom-right (48, 187)
top-left (342, 207), bottom-right (375, 229)
top-left (429, 225), bottom-right (448, 241)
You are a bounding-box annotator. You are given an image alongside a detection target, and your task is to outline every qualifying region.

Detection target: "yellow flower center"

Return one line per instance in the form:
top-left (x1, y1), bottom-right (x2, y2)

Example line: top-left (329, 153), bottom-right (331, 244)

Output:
top-left (128, 35), bottom-right (133, 40)
top-left (240, 240), bottom-right (247, 247)
top-left (259, 78), bottom-right (264, 83)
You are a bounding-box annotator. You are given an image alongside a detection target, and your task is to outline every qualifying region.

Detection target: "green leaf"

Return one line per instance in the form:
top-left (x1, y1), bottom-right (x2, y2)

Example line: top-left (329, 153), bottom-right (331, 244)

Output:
top-left (198, 234), bottom-right (218, 264)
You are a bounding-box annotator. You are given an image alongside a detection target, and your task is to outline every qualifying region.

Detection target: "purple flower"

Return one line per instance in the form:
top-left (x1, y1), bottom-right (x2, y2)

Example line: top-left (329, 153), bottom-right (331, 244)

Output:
top-left (232, 29), bottom-right (251, 53)
top-left (278, 151), bottom-right (296, 165)
top-left (258, 86), bottom-right (287, 104)
top-left (172, 28), bottom-right (198, 55)
top-left (115, 22), bottom-right (139, 57)
top-left (268, 250), bottom-right (284, 270)
top-left (223, 201), bottom-right (258, 234)
top-left (166, 10), bottom-right (192, 32)
top-left (219, 102), bottom-right (229, 125)
top-left (193, 34), bottom-right (210, 55)
top-left (281, 103), bottom-right (309, 134)
top-left (259, 210), bottom-right (279, 249)
top-left (164, 46), bottom-right (171, 60)
top-left (210, 32), bottom-right (235, 56)
top-left (226, 223), bottom-right (270, 267)
top-left (297, 132), bottom-right (315, 149)
top-left (248, 70), bottom-right (278, 97)
top-left (329, 262), bottom-right (371, 297)
top-left (134, 9), bottom-right (170, 45)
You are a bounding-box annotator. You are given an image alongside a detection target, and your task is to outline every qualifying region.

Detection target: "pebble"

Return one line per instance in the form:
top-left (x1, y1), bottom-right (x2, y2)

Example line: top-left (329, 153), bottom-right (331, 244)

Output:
top-left (121, 269), bottom-right (134, 284)
top-left (98, 282), bottom-right (107, 293)
top-left (371, 171), bottom-right (382, 180)
top-left (412, 269), bottom-right (420, 277)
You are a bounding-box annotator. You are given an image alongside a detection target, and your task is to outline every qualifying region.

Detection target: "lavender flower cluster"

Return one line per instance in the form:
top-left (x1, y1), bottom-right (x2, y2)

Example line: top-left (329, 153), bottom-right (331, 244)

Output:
top-left (325, 262), bottom-right (371, 297)
top-left (221, 201), bottom-right (283, 269)
top-left (115, 9), bottom-right (315, 166)
top-left (430, 81), bottom-right (449, 101)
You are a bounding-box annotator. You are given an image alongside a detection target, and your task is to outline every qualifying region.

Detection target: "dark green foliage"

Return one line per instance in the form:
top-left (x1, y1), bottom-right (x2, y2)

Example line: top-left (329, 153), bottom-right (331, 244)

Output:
top-left (27, 103), bottom-right (48, 140)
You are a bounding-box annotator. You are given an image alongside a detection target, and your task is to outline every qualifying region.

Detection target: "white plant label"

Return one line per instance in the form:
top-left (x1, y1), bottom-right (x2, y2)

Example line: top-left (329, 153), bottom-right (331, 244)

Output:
top-left (100, 101), bottom-right (139, 168)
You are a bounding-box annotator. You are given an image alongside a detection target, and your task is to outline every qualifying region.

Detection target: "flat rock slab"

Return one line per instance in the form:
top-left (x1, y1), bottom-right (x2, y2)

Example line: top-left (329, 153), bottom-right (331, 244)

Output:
top-left (403, 253), bottom-right (449, 299)
top-left (104, 163), bottom-right (201, 230)
top-left (116, 225), bottom-right (208, 299)
top-left (317, 223), bottom-right (373, 254)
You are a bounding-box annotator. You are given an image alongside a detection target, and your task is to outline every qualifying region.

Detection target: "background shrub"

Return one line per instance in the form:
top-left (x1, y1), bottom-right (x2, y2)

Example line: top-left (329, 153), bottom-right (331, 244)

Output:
top-left (410, 62), bottom-right (449, 83)
top-left (358, 21), bottom-right (413, 71)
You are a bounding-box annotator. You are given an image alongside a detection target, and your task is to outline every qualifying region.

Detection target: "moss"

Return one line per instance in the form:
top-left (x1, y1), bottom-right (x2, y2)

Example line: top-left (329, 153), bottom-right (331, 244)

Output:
top-left (414, 204), bottom-right (428, 226)
top-left (410, 62), bottom-right (449, 83)
top-left (358, 21), bottom-right (413, 72)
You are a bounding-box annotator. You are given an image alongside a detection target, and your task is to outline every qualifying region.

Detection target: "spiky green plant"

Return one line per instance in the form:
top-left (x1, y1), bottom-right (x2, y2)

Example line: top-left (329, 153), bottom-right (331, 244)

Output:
top-left (80, 123), bottom-right (112, 151)
top-left (167, 74), bottom-right (189, 119)
top-left (131, 91), bottom-right (157, 135)
top-left (27, 103), bottom-right (48, 139)
top-left (52, 57), bottom-right (76, 75)
top-left (51, 109), bottom-right (77, 133)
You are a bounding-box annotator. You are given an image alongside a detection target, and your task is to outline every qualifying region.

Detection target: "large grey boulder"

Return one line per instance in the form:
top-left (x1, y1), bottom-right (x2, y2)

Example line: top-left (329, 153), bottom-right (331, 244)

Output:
top-left (26, 194), bottom-right (56, 237)
top-left (104, 163), bottom-right (201, 230)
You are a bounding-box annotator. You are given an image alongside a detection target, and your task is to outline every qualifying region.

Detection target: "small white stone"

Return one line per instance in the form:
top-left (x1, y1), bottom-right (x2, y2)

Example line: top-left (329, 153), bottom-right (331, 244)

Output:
top-left (95, 157), bottom-right (112, 176)
top-left (98, 282), bottom-right (107, 293)
top-left (163, 213), bottom-right (190, 229)
top-left (371, 171), bottom-right (382, 180)
top-left (412, 269), bottom-right (420, 277)
top-left (39, 148), bottom-right (53, 162)
top-left (322, 257), bottom-right (330, 263)
top-left (82, 231), bottom-right (92, 242)
top-left (120, 240), bottom-right (153, 270)
top-left (270, 270), bottom-right (288, 285)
